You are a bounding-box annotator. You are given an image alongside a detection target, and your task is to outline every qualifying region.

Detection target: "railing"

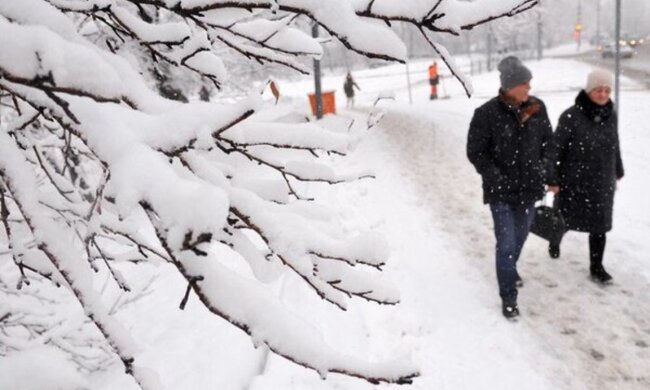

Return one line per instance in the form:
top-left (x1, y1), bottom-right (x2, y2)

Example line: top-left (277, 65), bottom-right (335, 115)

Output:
top-left (465, 48), bottom-right (538, 76)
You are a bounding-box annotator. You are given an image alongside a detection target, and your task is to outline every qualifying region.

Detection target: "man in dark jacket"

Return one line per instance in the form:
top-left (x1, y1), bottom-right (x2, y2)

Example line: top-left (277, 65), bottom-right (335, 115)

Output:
top-left (467, 56), bottom-right (553, 320)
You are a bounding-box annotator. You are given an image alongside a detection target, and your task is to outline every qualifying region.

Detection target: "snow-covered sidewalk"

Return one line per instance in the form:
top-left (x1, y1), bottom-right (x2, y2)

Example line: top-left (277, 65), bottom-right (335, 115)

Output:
top-left (270, 57), bottom-right (650, 389)
top-left (374, 59), bottom-right (650, 389)
top-left (372, 101), bottom-right (649, 389)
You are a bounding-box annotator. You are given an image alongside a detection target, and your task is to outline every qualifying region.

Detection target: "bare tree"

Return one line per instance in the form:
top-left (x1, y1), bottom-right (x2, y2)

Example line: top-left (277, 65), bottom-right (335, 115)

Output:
top-left (0, 0), bottom-right (539, 388)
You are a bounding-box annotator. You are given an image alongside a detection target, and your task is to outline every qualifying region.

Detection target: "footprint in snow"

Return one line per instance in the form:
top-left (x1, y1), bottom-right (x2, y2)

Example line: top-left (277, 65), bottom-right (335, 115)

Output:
top-left (590, 349), bottom-right (606, 361)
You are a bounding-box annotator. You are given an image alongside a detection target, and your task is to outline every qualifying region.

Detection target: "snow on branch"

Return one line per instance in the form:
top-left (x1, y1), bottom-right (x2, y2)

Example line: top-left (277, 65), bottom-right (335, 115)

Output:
top-left (0, 132), bottom-right (161, 390)
top-left (0, 0), bottom-right (540, 387)
top-left (123, 0), bottom-right (538, 90)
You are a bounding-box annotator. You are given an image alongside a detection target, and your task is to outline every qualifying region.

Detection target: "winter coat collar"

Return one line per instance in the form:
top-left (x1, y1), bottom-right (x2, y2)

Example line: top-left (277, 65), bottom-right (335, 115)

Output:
top-left (575, 89), bottom-right (613, 124)
top-left (497, 89), bottom-right (541, 125)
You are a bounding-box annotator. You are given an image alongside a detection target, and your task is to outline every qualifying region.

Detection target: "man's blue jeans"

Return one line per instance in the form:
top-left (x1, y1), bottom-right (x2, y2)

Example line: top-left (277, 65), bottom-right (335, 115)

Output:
top-left (489, 201), bottom-right (536, 305)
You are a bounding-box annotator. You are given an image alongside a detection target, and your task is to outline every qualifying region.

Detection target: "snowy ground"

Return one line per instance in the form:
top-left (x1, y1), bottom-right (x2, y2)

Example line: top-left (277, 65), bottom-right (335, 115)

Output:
top-left (3, 57), bottom-right (649, 390)
top-left (257, 57), bottom-right (650, 390)
top-left (543, 42), bottom-right (597, 57)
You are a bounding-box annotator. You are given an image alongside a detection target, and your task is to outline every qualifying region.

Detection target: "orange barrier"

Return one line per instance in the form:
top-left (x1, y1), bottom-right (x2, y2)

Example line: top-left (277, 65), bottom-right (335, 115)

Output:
top-left (308, 90), bottom-right (336, 116)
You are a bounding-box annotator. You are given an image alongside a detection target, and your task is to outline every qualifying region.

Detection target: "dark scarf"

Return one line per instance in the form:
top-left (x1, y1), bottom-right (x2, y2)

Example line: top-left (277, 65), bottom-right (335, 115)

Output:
top-left (575, 89), bottom-right (613, 124)
top-left (498, 89), bottom-right (541, 125)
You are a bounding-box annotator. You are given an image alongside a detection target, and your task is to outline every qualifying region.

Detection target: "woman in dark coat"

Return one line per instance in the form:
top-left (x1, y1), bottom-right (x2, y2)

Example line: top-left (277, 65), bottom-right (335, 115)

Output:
top-left (547, 68), bottom-right (624, 284)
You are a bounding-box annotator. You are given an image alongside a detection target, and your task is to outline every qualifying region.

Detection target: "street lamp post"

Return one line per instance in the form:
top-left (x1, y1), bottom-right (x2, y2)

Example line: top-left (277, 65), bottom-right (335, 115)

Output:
top-left (536, 10), bottom-right (543, 60)
top-left (312, 23), bottom-right (323, 119)
top-left (486, 26), bottom-right (493, 71)
top-left (614, 0), bottom-right (621, 119)
top-left (405, 60), bottom-right (413, 105)
top-left (576, 0), bottom-right (582, 51)
top-left (596, 0), bottom-right (601, 46)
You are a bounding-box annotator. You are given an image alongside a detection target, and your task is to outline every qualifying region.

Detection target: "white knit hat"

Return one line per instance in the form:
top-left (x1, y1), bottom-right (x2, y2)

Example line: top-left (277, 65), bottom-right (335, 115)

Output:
top-left (585, 69), bottom-right (613, 92)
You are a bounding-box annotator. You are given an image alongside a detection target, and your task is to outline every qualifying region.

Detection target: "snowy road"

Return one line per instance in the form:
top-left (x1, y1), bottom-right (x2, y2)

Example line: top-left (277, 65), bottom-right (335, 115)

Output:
top-left (576, 44), bottom-right (650, 87)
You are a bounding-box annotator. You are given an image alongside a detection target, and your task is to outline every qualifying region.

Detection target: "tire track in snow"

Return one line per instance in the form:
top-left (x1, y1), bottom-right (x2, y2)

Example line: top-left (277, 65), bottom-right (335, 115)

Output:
top-left (376, 104), bottom-right (650, 390)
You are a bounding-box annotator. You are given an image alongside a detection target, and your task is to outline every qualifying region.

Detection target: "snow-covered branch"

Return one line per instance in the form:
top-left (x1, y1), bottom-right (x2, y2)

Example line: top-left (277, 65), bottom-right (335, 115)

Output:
top-left (0, 0), bottom-right (541, 387)
top-left (40, 0), bottom-right (537, 92)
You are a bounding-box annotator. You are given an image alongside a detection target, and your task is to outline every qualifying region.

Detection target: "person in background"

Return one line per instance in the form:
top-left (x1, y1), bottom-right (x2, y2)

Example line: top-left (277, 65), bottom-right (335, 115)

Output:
top-left (428, 62), bottom-right (440, 100)
top-left (467, 56), bottom-right (553, 320)
top-left (269, 79), bottom-right (280, 103)
top-left (546, 68), bottom-right (624, 284)
top-left (343, 72), bottom-right (360, 108)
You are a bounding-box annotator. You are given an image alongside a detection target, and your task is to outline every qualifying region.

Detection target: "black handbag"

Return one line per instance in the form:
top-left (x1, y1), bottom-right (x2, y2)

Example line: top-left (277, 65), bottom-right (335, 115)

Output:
top-left (530, 195), bottom-right (566, 245)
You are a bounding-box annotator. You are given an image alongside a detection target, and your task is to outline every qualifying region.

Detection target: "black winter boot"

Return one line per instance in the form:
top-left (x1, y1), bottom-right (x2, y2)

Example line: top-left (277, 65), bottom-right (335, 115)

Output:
top-left (590, 264), bottom-right (613, 284)
top-left (549, 243), bottom-right (560, 259)
top-left (502, 302), bottom-right (520, 320)
top-left (589, 233), bottom-right (612, 284)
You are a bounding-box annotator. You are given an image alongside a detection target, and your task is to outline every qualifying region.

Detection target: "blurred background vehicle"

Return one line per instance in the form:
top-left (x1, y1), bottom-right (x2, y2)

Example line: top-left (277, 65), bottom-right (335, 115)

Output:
top-left (621, 35), bottom-right (645, 47)
top-left (600, 41), bottom-right (635, 58)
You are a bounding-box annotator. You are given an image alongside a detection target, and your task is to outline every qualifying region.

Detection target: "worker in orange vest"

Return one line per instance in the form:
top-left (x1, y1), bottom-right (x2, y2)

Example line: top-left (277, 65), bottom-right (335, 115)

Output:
top-left (428, 62), bottom-right (440, 100)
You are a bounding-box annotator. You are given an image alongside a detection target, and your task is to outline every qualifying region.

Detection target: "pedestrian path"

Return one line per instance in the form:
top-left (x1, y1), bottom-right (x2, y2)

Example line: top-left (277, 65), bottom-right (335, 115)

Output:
top-left (373, 102), bottom-right (650, 390)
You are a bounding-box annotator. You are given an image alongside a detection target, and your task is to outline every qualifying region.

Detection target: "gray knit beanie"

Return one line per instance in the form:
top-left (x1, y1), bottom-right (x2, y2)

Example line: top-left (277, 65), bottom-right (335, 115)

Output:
top-left (498, 56), bottom-right (532, 90)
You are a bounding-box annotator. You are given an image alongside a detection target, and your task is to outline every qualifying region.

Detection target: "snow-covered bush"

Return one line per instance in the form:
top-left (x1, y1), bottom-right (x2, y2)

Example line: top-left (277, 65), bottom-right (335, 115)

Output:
top-left (0, 0), bottom-right (538, 388)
